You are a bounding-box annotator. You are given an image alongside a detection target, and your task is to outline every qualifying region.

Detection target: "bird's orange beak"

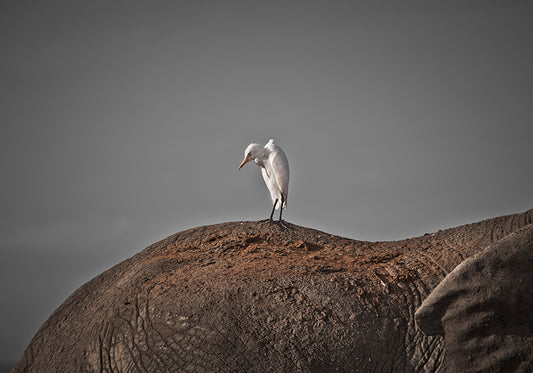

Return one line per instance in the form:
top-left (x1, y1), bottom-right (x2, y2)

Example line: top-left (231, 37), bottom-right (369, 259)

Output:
top-left (238, 154), bottom-right (251, 170)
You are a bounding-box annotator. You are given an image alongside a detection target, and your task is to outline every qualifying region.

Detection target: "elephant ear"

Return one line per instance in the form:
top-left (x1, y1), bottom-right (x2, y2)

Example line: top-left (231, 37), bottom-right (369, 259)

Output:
top-left (415, 224), bottom-right (533, 372)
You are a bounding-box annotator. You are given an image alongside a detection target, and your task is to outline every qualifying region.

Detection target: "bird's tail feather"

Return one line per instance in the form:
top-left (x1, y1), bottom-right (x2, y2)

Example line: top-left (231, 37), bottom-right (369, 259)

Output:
top-left (274, 200), bottom-right (287, 209)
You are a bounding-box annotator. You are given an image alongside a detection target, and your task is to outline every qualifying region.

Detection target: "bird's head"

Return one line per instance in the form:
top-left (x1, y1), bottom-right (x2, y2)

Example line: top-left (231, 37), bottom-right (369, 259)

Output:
top-left (238, 143), bottom-right (262, 170)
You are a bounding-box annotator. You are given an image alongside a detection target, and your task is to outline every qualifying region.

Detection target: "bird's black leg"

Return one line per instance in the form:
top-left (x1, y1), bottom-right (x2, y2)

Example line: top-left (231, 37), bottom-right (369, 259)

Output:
top-left (279, 193), bottom-right (285, 221)
top-left (278, 194), bottom-right (288, 228)
top-left (269, 199), bottom-right (278, 222)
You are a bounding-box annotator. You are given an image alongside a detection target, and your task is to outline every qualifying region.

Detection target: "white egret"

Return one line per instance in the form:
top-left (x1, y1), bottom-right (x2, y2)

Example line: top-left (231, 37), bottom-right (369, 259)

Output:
top-left (238, 139), bottom-right (290, 222)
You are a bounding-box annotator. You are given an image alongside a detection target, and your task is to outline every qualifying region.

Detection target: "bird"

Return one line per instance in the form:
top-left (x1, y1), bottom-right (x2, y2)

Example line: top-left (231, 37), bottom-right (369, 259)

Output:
top-left (238, 139), bottom-right (290, 223)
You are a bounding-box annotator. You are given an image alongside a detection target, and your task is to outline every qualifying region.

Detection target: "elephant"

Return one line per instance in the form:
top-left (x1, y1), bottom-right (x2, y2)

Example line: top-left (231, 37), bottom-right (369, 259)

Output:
top-left (12, 209), bottom-right (533, 372)
top-left (415, 224), bottom-right (533, 372)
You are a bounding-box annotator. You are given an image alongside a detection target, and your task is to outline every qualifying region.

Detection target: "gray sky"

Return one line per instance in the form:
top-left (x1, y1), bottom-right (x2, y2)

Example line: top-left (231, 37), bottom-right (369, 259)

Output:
top-left (1, 0), bottom-right (532, 365)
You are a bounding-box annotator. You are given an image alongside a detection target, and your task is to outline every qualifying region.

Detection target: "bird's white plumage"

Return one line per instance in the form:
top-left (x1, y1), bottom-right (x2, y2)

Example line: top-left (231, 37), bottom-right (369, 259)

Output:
top-left (239, 139), bottom-right (289, 210)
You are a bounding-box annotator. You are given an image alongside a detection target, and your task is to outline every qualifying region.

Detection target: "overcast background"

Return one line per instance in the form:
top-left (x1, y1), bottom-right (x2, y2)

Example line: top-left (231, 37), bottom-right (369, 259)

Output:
top-left (1, 0), bottom-right (532, 369)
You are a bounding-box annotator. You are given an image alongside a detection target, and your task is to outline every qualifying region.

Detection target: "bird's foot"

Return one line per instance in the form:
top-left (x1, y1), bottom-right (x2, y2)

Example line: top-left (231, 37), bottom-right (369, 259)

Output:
top-left (278, 219), bottom-right (289, 229)
top-left (265, 219), bottom-right (290, 230)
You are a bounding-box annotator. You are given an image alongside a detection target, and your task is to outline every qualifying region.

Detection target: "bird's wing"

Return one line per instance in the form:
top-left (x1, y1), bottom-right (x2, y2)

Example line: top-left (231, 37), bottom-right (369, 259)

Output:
top-left (268, 148), bottom-right (289, 207)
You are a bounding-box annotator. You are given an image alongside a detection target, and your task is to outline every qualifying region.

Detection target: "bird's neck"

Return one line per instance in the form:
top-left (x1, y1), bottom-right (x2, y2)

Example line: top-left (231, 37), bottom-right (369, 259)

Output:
top-left (254, 158), bottom-right (266, 168)
top-left (253, 149), bottom-right (269, 168)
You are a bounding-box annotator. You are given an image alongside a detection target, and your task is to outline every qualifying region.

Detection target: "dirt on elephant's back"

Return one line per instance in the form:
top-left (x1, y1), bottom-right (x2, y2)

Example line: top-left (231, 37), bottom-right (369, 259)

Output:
top-left (141, 220), bottom-right (411, 286)
top-left (75, 213), bottom-right (531, 309)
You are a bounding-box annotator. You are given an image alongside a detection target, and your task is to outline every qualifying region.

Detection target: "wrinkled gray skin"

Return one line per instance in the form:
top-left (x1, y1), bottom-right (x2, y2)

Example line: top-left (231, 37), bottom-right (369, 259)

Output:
top-left (13, 209), bottom-right (533, 372)
top-left (415, 224), bottom-right (533, 373)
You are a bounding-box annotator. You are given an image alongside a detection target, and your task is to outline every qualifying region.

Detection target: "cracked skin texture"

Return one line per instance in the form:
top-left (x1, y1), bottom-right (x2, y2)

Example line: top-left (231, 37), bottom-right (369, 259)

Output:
top-left (13, 209), bottom-right (533, 372)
